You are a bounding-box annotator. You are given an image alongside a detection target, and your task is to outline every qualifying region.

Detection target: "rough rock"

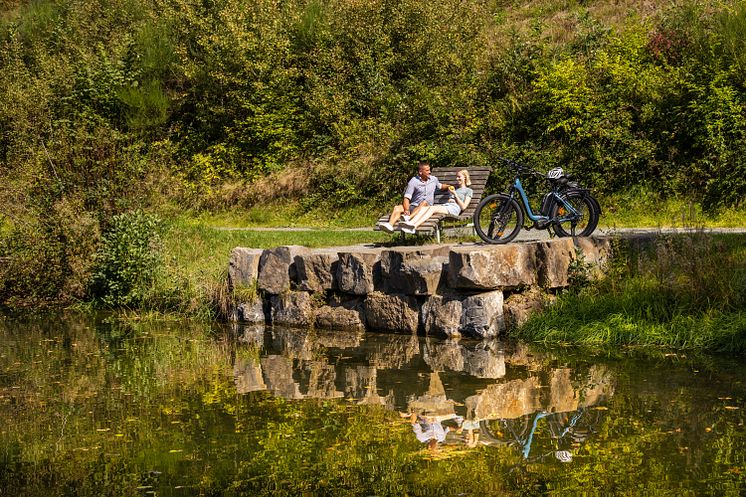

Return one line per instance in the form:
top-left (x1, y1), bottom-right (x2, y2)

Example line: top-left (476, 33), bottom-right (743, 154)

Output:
top-left (258, 245), bottom-right (310, 294)
top-left (228, 247), bottom-right (263, 289)
top-left (448, 244), bottom-right (538, 290)
top-left (270, 291), bottom-right (316, 327)
top-left (364, 291), bottom-right (420, 333)
top-left (574, 236), bottom-right (612, 277)
top-left (232, 299), bottom-right (267, 323)
top-left (295, 250), bottom-right (339, 292)
top-left (532, 238), bottom-right (576, 288)
top-left (422, 290), bottom-right (504, 338)
top-left (381, 246), bottom-right (451, 295)
top-left (336, 250), bottom-right (382, 295)
top-left (314, 304), bottom-right (365, 331)
top-left (503, 288), bottom-right (555, 329)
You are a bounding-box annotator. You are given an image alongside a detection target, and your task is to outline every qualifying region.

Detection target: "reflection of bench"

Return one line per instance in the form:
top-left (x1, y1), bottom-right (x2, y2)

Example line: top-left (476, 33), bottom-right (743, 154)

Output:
top-left (374, 167), bottom-right (491, 243)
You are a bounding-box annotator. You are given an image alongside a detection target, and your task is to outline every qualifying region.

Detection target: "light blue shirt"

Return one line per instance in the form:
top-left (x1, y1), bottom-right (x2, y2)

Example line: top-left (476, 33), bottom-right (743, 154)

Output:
top-left (404, 175), bottom-right (441, 207)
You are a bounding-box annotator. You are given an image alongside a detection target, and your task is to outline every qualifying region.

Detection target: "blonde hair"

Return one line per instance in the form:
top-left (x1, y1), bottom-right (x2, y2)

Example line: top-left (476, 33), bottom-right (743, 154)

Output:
top-left (458, 169), bottom-right (472, 186)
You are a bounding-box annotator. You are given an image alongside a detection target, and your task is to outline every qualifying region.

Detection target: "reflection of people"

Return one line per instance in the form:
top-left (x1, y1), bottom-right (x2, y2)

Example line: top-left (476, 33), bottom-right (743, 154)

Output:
top-left (399, 169), bottom-right (473, 234)
top-left (378, 161), bottom-right (452, 233)
top-left (405, 412), bottom-right (459, 450)
top-left (461, 419), bottom-right (481, 448)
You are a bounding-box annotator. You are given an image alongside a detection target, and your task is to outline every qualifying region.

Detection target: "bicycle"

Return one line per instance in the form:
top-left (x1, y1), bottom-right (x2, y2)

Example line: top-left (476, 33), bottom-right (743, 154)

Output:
top-left (473, 157), bottom-right (601, 244)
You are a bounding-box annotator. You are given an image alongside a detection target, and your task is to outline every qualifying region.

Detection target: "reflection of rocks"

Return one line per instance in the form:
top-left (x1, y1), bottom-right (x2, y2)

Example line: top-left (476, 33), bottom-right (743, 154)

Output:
top-left (234, 358), bottom-right (266, 394)
top-left (260, 355), bottom-right (302, 399)
top-left (466, 365), bottom-right (616, 421)
top-left (407, 372), bottom-right (455, 418)
top-left (367, 333), bottom-right (420, 369)
top-left (423, 339), bottom-right (505, 379)
top-left (299, 361), bottom-right (343, 399)
top-left (466, 377), bottom-right (543, 420)
top-left (579, 365), bottom-right (615, 407)
top-left (235, 323), bottom-right (265, 347)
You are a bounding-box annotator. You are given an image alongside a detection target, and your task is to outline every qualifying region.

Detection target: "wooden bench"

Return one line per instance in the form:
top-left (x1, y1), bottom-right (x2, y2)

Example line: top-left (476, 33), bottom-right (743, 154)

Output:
top-left (374, 167), bottom-right (491, 243)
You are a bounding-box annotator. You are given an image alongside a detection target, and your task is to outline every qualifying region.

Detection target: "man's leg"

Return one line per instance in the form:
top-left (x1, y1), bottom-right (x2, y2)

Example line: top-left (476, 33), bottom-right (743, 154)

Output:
top-left (387, 204), bottom-right (405, 225)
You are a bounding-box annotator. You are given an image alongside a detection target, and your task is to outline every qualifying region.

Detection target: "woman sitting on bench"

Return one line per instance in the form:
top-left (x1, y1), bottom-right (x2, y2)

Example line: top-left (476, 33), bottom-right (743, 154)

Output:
top-left (399, 169), bottom-right (473, 234)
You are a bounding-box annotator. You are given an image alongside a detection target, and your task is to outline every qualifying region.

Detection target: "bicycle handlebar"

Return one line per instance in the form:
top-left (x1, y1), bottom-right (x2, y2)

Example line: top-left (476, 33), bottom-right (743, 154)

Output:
top-left (497, 157), bottom-right (543, 177)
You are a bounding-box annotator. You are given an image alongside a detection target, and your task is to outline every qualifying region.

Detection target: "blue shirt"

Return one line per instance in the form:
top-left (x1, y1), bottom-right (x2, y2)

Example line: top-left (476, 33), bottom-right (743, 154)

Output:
top-left (404, 175), bottom-right (441, 207)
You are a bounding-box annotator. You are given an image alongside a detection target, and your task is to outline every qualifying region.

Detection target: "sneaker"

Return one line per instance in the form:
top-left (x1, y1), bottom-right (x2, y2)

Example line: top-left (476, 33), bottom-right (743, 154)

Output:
top-left (400, 221), bottom-right (416, 229)
top-left (379, 222), bottom-right (395, 233)
top-left (402, 215), bottom-right (410, 222)
top-left (401, 226), bottom-right (416, 235)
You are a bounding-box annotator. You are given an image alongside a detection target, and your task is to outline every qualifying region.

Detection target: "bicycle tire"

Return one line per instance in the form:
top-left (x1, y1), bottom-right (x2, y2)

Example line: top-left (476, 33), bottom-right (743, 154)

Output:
top-left (473, 194), bottom-right (524, 244)
top-left (550, 190), bottom-right (599, 237)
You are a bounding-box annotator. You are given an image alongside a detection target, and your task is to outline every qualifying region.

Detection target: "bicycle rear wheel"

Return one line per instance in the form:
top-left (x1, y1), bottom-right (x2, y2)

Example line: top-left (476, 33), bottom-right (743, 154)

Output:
top-left (473, 194), bottom-right (523, 244)
top-left (550, 191), bottom-right (599, 237)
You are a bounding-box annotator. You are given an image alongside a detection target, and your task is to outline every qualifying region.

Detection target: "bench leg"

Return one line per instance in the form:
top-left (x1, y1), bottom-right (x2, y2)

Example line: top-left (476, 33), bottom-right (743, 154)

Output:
top-left (435, 226), bottom-right (441, 244)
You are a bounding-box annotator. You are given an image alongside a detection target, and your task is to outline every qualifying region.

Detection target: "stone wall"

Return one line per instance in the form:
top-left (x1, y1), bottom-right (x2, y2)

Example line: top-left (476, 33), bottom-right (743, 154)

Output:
top-left (228, 237), bottom-right (611, 338)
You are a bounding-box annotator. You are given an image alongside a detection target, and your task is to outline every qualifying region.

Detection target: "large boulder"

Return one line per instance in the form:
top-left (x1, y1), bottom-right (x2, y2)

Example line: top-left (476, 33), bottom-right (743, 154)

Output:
top-left (336, 249), bottom-right (382, 295)
top-left (448, 244), bottom-right (538, 290)
top-left (381, 246), bottom-right (451, 295)
top-left (232, 299), bottom-right (267, 324)
top-left (228, 247), bottom-right (263, 289)
top-left (295, 250), bottom-right (339, 293)
top-left (503, 288), bottom-right (555, 329)
top-left (270, 291), bottom-right (316, 327)
top-left (364, 291), bottom-right (420, 333)
top-left (532, 238), bottom-right (576, 288)
top-left (258, 245), bottom-right (310, 294)
top-left (422, 290), bottom-right (504, 338)
top-left (315, 304), bottom-right (365, 331)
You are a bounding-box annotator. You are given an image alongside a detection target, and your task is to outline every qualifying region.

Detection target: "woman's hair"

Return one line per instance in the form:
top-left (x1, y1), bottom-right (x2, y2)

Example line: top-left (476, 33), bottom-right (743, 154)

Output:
top-left (459, 169), bottom-right (472, 186)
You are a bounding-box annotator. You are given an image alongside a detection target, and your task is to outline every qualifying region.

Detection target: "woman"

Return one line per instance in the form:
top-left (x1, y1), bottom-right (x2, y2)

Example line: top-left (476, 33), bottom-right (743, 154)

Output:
top-left (399, 169), bottom-right (473, 234)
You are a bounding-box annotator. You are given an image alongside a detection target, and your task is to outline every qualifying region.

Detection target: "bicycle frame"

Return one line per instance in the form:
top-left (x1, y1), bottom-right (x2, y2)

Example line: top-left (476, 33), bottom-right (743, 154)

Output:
top-left (509, 177), bottom-right (581, 224)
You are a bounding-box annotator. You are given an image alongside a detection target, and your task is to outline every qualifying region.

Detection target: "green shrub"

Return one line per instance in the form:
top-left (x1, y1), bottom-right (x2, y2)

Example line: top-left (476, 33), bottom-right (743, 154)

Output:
top-left (89, 210), bottom-right (165, 308)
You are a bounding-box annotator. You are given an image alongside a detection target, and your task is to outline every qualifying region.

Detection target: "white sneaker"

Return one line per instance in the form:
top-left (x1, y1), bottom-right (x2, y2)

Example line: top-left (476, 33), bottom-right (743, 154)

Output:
top-left (379, 222), bottom-right (394, 233)
top-left (401, 221), bottom-right (416, 229)
top-left (402, 215), bottom-right (410, 222)
top-left (401, 226), bottom-right (416, 235)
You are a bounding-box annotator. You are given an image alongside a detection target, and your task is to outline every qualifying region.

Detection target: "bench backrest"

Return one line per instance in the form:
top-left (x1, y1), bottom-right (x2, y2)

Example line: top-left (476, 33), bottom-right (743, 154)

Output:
top-left (431, 167), bottom-right (491, 219)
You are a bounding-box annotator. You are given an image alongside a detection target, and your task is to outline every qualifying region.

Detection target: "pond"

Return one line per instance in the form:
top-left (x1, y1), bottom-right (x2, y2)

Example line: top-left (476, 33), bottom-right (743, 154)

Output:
top-left (0, 314), bottom-right (744, 496)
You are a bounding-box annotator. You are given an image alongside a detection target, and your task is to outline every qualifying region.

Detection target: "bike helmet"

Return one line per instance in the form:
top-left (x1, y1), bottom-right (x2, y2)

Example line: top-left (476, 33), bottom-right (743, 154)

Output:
top-left (547, 167), bottom-right (564, 180)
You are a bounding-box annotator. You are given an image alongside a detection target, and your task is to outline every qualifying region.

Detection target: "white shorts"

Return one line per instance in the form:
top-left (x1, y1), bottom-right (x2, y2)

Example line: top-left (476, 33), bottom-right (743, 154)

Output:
top-left (444, 202), bottom-right (461, 216)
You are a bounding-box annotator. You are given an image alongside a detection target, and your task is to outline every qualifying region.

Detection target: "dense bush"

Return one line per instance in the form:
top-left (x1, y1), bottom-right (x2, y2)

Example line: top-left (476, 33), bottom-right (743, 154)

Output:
top-left (2, 0), bottom-right (746, 307)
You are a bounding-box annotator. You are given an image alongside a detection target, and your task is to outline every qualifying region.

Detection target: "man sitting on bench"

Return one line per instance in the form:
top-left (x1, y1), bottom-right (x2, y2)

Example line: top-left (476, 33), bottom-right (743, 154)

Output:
top-left (378, 161), bottom-right (452, 233)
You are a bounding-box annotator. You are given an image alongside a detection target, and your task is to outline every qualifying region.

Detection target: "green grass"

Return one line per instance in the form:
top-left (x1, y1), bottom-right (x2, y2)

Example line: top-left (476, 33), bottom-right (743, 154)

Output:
top-left (514, 233), bottom-right (746, 353)
top-left (598, 188), bottom-right (746, 229)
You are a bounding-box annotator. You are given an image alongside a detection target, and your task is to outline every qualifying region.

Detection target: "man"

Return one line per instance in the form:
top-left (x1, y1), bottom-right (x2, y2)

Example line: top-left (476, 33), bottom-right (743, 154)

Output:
top-left (379, 161), bottom-right (451, 233)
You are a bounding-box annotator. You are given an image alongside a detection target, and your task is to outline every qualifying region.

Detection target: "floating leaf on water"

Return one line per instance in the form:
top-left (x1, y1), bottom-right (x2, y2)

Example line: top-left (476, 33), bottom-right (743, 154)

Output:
top-left (718, 397), bottom-right (733, 400)
top-left (169, 449), bottom-right (183, 453)
top-left (96, 428), bottom-right (110, 432)
top-left (593, 406), bottom-right (609, 410)
top-left (724, 406), bottom-right (739, 410)
top-left (115, 433), bottom-right (125, 437)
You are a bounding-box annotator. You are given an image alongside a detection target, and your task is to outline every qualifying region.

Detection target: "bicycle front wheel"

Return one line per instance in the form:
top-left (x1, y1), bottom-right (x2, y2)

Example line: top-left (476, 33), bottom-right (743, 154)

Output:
top-left (473, 194), bottom-right (523, 244)
top-left (550, 191), bottom-right (599, 237)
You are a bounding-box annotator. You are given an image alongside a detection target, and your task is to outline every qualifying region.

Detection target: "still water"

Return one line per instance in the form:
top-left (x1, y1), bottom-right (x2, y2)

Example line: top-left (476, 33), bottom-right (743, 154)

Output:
top-left (1, 314), bottom-right (744, 496)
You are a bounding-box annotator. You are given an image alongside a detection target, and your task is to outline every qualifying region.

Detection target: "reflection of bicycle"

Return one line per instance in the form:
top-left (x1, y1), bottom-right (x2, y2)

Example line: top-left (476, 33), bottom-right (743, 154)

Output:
top-left (478, 408), bottom-right (599, 460)
top-left (474, 157), bottom-right (601, 244)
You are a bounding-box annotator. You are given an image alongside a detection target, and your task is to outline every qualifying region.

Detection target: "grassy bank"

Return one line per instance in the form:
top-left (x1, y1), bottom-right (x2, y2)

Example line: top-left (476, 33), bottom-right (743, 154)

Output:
top-left (514, 232), bottom-right (746, 353)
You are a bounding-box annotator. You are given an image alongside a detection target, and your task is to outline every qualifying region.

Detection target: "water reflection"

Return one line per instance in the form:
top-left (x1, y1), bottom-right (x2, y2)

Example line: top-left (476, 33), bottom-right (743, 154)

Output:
top-left (232, 324), bottom-right (615, 456)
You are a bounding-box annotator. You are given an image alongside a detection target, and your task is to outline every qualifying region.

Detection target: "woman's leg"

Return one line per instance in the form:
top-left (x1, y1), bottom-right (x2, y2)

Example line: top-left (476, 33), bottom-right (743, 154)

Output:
top-left (410, 205), bottom-right (449, 228)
